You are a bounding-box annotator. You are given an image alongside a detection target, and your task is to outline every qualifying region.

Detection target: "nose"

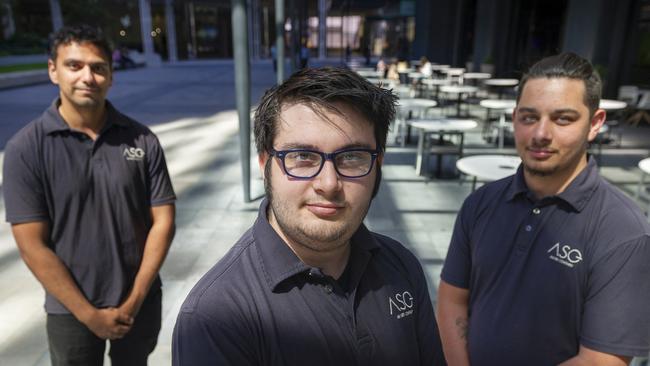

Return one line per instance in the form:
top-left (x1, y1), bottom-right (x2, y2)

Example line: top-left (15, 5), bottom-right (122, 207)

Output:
top-left (531, 116), bottom-right (552, 144)
top-left (313, 160), bottom-right (342, 196)
top-left (80, 65), bottom-right (95, 84)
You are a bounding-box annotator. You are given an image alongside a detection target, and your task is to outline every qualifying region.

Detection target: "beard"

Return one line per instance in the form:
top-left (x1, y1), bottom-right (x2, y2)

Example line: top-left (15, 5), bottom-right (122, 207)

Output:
top-left (263, 159), bottom-right (370, 252)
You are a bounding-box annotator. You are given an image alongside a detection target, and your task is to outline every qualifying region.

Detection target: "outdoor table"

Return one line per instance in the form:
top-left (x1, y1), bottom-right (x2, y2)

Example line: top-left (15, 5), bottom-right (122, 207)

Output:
top-left (440, 85), bottom-right (478, 117)
top-left (636, 157), bottom-right (650, 220)
top-left (483, 78), bottom-right (519, 98)
top-left (456, 154), bottom-right (521, 191)
top-left (463, 72), bottom-right (492, 86)
top-left (421, 78), bottom-right (450, 99)
top-left (396, 98), bottom-right (438, 146)
top-left (408, 118), bottom-right (478, 176)
top-left (479, 99), bottom-right (517, 149)
top-left (356, 70), bottom-right (383, 78)
top-left (442, 68), bottom-right (465, 84)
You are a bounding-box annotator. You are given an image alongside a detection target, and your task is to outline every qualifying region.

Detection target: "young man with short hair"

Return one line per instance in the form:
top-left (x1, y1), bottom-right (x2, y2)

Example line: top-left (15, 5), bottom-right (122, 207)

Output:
top-left (3, 25), bottom-right (176, 365)
top-left (438, 53), bottom-right (650, 365)
top-left (173, 67), bottom-right (446, 365)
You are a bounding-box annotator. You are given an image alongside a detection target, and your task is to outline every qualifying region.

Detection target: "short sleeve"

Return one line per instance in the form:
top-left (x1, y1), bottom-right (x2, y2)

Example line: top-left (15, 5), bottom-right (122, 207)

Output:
top-left (580, 236), bottom-right (650, 357)
top-left (145, 134), bottom-right (175, 206)
top-left (440, 196), bottom-right (474, 289)
top-left (172, 309), bottom-right (256, 366)
top-left (3, 139), bottom-right (49, 223)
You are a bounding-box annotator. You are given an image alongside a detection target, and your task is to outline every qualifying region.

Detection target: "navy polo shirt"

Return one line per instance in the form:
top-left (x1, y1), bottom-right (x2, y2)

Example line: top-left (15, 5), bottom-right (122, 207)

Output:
top-left (441, 157), bottom-right (650, 364)
top-left (3, 99), bottom-right (176, 314)
top-left (173, 199), bottom-right (445, 366)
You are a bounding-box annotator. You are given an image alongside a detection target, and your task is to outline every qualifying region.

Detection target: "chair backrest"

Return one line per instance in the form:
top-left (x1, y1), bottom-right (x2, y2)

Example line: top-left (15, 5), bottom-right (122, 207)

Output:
top-left (618, 85), bottom-right (640, 105)
top-left (638, 91), bottom-right (650, 109)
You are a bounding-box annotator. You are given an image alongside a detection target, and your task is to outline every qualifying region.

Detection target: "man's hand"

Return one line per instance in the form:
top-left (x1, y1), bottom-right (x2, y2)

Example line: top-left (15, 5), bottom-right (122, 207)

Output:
top-left (81, 307), bottom-right (134, 340)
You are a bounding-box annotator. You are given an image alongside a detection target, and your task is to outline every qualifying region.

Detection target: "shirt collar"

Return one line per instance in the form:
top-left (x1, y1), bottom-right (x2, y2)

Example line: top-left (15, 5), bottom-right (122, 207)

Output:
top-left (252, 198), bottom-right (380, 291)
top-left (507, 156), bottom-right (600, 212)
top-left (42, 98), bottom-right (128, 135)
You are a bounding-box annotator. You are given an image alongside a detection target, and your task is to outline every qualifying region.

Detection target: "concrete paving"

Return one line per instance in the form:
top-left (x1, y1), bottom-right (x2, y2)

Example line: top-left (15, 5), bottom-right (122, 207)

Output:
top-left (0, 59), bottom-right (649, 365)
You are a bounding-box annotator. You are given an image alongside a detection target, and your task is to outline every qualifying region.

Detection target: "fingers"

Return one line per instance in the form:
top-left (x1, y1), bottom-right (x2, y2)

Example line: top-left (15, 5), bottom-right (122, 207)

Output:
top-left (116, 312), bottom-right (134, 326)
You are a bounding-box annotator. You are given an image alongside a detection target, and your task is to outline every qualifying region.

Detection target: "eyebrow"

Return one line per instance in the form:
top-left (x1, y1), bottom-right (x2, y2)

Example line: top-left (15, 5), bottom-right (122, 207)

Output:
top-left (62, 58), bottom-right (109, 67)
top-left (277, 142), bottom-right (376, 151)
top-left (516, 107), bottom-right (581, 115)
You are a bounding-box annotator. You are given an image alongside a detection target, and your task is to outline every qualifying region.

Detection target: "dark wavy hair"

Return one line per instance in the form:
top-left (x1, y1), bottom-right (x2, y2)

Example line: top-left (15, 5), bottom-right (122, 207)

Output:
top-left (517, 52), bottom-right (602, 116)
top-left (49, 24), bottom-right (112, 65)
top-left (254, 66), bottom-right (397, 197)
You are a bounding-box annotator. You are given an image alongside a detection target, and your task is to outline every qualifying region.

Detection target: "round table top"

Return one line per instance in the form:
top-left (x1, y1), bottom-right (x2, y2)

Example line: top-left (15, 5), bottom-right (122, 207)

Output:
top-left (456, 155), bottom-right (521, 181)
top-left (483, 78), bottom-right (519, 86)
top-left (408, 72), bottom-right (424, 79)
top-left (479, 99), bottom-right (517, 110)
top-left (599, 99), bottom-right (627, 110)
top-left (440, 85), bottom-right (478, 94)
top-left (398, 98), bottom-right (438, 109)
top-left (442, 68), bottom-right (465, 75)
top-left (357, 70), bottom-right (383, 78)
top-left (431, 64), bottom-right (450, 70)
top-left (422, 78), bottom-right (450, 86)
top-left (408, 118), bottom-right (478, 131)
top-left (639, 157), bottom-right (650, 174)
top-left (464, 72), bottom-right (492, 79)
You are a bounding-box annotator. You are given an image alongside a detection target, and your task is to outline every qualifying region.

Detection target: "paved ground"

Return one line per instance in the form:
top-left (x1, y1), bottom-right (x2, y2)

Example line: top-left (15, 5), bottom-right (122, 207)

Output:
top-left (0, 59), bottom-right (649, 365)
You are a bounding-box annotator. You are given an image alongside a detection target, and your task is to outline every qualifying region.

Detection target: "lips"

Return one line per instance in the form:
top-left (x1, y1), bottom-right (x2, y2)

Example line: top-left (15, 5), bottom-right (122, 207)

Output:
top-left (527, 147), bottom-right (556, 159)
top-left (306, 202), bottom-right (345, 217)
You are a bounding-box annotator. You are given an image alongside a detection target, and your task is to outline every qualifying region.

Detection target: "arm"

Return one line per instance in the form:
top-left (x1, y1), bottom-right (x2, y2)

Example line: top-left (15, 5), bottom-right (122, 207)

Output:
top-left (119, 204), bottom-right (175, 318)
top-left (12, 221), bottom-right (132, 339)
top-left (437, 280), bottom-right (470, 366)
top-left (558, 345), bottom-right (630, 366)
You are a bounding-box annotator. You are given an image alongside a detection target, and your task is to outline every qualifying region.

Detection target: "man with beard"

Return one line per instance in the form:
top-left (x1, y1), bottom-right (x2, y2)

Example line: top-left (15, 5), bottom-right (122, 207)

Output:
top-left (3, 25), bottom-right (176, 365)
top-left (172, 67), bottom-right (445, 365)
top-left (437, 53), bottom-right (650, 365)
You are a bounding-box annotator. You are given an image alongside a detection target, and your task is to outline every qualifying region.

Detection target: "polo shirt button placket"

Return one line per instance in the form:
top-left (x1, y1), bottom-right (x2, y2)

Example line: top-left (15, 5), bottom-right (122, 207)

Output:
top-left (324, 284), bottom-right (333, 294)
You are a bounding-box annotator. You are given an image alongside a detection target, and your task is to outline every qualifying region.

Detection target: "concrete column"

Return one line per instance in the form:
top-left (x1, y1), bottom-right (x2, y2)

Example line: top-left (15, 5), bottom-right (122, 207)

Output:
top-left (48, 0), bottom-right (63, 32)
top-left (561, 0), bottom-right (605, 61)
top-left (231, 0), bottom-right (252, 202)
top-left (1, 0), bottom-right (16, 39)
top-left (318, 0), bottom-right (327, 59)
top-left (138, 0), bottom-right (161, 66)
top-left (275, 0), bottom-right (285, 83)
top-left (164, 0), bottom-right (178, 62)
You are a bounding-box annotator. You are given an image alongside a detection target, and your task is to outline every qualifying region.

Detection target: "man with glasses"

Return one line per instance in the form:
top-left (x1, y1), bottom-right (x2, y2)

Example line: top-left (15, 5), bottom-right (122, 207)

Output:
top-left (172, 67), bottom-right (445, 365)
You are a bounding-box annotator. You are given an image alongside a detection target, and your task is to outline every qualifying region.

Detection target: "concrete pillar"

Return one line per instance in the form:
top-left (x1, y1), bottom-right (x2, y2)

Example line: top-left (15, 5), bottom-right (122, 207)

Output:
top-left (275, 0), bottom-right (285, 83)
top-left (138, 0), bottom-right (161, 66)
top-left (164, 0), bottom-right (178, 62)
top-left (561, 0), bottom-right (605, 61)
top-left (318, 0), bottom-right (327, 59)
top-left (48, 0), bottom-right (63, 32)
top-left (1, 0), bottom-right (16, 39)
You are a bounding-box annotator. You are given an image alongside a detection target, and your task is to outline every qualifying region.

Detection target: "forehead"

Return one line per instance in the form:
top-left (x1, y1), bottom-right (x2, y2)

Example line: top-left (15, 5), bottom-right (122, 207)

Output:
top-left (519, 78), bottom-right (587, 110)
top-left (275, 102), bottom-right (375, 148)
top-left (55, 41), bottom-right (109, 63)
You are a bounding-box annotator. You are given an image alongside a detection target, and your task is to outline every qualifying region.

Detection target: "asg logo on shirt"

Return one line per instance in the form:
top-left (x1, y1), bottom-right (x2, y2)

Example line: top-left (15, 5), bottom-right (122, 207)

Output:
top-left (547, 242), bottom-right (583, 268)
top-left (389, 291), bottom-right (414, 320)
top-left (123, 147), bottom-right (145, 161)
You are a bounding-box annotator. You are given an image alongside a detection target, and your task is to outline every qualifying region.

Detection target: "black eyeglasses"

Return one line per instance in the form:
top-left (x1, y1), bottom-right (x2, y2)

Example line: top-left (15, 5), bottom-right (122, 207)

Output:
top-left (270, 148), bottom-right (379, 179)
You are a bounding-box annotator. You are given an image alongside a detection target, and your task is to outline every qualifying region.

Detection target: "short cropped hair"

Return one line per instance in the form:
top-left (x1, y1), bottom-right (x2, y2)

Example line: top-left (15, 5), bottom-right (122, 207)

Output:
top-left (49, 25), bottom-right (112, 65)
top-left (517, 52), bottom-right (602, 116)
top-left (253, 67), bottom-right (398, 155)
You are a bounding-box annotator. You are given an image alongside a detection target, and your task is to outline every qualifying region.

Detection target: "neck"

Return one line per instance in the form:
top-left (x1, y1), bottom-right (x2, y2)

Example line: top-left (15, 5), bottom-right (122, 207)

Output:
top-left (524, 155), bottom-right (588, 199)
top-left (58, 98), bottom-right (106, 138)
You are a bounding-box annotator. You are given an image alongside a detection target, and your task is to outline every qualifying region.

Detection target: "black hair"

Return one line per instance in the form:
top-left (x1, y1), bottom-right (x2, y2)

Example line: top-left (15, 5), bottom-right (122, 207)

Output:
top-left (517, 52), bottom-right (601, 116)
top-left (49, 24), bottom-right (112, 65)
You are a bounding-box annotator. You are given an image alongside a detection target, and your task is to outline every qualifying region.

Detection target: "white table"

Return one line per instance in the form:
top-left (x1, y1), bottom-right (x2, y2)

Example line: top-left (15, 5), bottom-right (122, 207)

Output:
top-left (440, 85), bottom-right (478, 116)
top-left (636, 157), bottom-right (650, 220)
top-left (397, 99), bottom-right (438, 146)
top-left (483, 78), bottom-right (519, 99)
top-left (409, 118), bottom-right (478, 176)
top-left (456, 155), bottom-right (521, 191)
top-left (463, 72), bottom-right (492, 86)
top-left (600, 99), bottom-right (627, 111)
top-left (479, 99), bottom-right (517, 148)
top-left (357, 70), bottom-right (383, 78)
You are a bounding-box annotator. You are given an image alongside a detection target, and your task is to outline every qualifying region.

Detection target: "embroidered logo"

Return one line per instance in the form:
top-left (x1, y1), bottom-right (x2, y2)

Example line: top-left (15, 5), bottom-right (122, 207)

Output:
top-left (123, 147), bottom-right (145, 161)
top-left (547, 242), bottom-right (583, 268)
top-left (389, 291), bottom-right (414, 319)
